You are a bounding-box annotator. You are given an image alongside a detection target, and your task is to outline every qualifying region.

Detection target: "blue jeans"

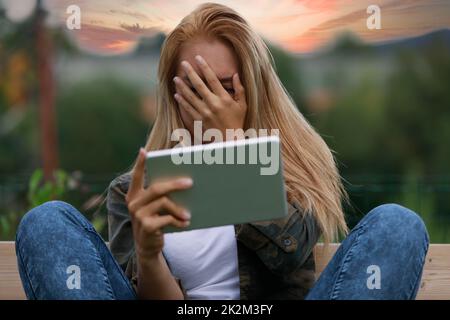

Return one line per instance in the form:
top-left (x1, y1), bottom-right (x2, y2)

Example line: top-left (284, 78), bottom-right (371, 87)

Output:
top-left (15, 201), bottom-right (429, 300)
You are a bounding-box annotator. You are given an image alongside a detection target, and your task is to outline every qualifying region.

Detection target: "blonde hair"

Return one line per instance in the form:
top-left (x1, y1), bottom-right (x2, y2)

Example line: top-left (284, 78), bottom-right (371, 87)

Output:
top-left (138, 2), bottom-right (348, 242)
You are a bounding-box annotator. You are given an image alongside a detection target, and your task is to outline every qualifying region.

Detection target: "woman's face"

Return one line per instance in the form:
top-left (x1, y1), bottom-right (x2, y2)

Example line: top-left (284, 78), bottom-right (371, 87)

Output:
top-left (175, 36), bottom-right (239, 135)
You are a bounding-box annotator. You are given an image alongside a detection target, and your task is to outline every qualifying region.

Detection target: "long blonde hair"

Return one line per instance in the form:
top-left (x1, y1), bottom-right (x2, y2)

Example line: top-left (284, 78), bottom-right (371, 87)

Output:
top-left (139, 2), bottom-right (348, 242)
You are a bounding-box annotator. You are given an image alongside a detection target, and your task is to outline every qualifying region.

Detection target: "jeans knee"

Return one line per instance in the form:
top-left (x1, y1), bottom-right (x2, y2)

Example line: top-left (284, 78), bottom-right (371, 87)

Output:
top-left (16, 200), bottom-right (84, 245)
top-left (365, 203), bottom-right (429, 247)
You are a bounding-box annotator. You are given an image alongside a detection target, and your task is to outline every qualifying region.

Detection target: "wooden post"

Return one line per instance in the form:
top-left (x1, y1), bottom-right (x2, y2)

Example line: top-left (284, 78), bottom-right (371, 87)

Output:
top-left (35, 1), bottom-right (59, 181)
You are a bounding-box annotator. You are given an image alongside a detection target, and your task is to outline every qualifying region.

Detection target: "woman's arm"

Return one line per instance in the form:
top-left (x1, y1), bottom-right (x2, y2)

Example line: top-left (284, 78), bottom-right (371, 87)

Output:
top-left (107, 148), bottom-right (192, 299)
top-left (136, 252), bottom-right (183, 299)
top-left (108, 177), bottom-right (186, 299)
top-left (127, 149), bottom-right (193, 299)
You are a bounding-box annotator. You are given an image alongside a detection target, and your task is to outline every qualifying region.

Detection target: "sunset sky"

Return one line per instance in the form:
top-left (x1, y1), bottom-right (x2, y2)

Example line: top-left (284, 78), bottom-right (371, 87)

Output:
top-left (2, 0), bottom-right (450, 54)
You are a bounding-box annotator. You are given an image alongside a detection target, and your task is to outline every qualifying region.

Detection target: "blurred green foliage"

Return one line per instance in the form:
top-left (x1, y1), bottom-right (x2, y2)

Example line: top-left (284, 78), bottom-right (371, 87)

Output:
top-left (0, 168), bottom-right (70, 240)
top-left (27, 169), bottom-right (68, 208)
top-left (57, 77), bottom-right (149, 174)
top-left (268, 44), bottom-right (306, 112)
top-left (307, 32), bottom-right (450, 240)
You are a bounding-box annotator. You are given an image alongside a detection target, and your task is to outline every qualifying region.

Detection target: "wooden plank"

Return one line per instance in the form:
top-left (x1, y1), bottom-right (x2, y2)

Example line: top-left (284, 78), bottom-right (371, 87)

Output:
top-left (1, 241), bottom-right (449, 300)
top-left (416, 244), bottom-right (450, 300)
top-left (314, 243), bottom-right (340, 275)
top-left (314, 243), bottom-right (450, 300)
top-left (0, 242), bottom-right (25, 300)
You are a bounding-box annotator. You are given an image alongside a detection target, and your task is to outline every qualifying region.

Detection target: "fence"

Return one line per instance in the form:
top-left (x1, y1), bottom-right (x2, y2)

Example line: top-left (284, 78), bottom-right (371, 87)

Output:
top-left (1, 174), bottom-right (449, 242)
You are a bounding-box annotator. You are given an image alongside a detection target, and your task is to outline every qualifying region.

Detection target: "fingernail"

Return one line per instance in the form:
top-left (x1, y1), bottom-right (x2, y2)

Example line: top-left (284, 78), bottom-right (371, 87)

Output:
top-left (181, 60), bottom-right (189, 68)
top-left (183, 210), bottom-right (191, 219)
top-left (173, 76), bottom-right (179, 83)
top-left (179, 177), bottom-right (193, 186)
top-left (195, 55), bottom-right (205, 64)
top-left (184, 220), bottom-right (191, 227)
top-left (174, 93), bottom-right (180, 101)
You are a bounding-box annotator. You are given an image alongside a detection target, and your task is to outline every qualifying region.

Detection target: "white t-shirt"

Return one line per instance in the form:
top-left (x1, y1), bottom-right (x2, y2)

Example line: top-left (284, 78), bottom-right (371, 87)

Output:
top-left (162, 225), bottom-right (240, 300)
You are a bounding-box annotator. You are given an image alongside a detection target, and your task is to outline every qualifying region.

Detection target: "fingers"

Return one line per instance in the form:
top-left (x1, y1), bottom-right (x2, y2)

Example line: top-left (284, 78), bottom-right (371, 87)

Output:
top-left (173, 76), bottom-right (209, 115)
top-left (128, 148), bottom-right (146, 198)
top-left (137, 196), bottom-right (191, 222)
top-left (194, 55), bottom-right (228, 97)
top-left (173, 76), bottom-right (202, 106)
top-left (142, 214), bottom-right (190, 234)
top-left (130, 177), bottom-right (193, 213)
top-left (232, 73), bottom-right (245, 103)
top-left (174, 93), bottom-right (202, 120)
top-left (179, 60), bottom-right (213, 101)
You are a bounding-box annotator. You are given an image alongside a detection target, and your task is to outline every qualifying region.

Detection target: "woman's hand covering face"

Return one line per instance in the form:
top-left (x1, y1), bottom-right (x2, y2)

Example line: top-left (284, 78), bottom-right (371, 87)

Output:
top-left (173, 55), bottom-right (247, 138)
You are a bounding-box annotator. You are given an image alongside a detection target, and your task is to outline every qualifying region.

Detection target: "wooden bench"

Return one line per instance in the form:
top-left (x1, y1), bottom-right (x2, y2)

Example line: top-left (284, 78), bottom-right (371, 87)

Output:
top-left (1, 242), bottom-right (449, 299)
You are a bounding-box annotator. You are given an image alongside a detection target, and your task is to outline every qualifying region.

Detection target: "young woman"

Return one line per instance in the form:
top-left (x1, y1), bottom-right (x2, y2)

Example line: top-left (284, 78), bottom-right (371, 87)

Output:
top-left (16, 3), bottom-right (429, 300)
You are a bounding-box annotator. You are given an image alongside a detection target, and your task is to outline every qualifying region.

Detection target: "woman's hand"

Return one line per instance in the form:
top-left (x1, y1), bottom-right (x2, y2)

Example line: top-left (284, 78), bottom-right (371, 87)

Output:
top-left (173, 55), bottom-right (247, 138)
top-left (125, 148), bottom-right (193, 264)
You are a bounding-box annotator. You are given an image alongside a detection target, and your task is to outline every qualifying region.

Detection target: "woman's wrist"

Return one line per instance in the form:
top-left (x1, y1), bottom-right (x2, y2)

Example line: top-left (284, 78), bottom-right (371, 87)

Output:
top-left (136, 251), bottom-right (184, 300)
top-left (137, 250), bottom-right (163, 271)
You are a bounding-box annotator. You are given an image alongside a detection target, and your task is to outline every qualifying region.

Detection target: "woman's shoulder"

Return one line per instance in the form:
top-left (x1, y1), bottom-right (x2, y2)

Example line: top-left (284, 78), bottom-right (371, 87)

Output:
top-left (108, 172), bottom-right (132, 192)
top-left (106, 172), bottom-right (134, 212)
top-left (108, 170), bottom-right (150, 194)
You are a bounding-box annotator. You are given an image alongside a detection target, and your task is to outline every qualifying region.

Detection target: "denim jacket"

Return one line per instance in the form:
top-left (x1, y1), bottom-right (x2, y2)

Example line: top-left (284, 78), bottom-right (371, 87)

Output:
top-left (106, 172), bottom-right (321, 299)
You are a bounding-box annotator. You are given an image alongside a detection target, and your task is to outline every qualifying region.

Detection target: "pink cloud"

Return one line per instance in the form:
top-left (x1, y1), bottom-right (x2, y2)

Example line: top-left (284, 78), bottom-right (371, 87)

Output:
top-left (44, 0), bottom-right (450, 55)
top-left (67, 23), bottom-right (139, 55)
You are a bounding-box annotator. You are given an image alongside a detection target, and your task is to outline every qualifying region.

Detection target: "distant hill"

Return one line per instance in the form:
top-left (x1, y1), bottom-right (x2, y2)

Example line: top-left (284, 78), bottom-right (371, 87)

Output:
top-left (374, 28), bottom-right (450, 53)
top-left (128, 28), bottom-right (450, 59)
top-left (319, 28), bottom-right (450, 58)
top-left (132, 32), bottom-right (166, 56)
